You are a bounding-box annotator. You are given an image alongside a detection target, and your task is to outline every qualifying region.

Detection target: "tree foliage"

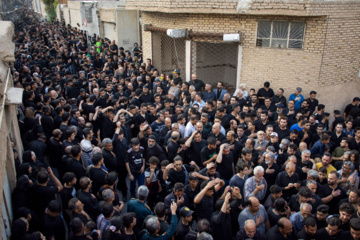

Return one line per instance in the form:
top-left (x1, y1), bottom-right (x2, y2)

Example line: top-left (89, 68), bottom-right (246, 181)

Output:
top-left (42, 0), bottom-right (57, 22)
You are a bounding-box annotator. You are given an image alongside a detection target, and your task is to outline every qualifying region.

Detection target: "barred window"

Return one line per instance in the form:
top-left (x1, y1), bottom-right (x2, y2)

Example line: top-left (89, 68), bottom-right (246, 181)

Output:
top-left (256, 21), bottom-right (305, 49)
top-left (85, 8), bottom-right (93, 23)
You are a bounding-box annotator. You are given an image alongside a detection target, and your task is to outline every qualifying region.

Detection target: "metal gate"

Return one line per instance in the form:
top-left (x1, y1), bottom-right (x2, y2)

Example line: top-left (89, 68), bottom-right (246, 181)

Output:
top-left (191, 41), bottom-right (238, 89)
top-left (152, 32), bottom-right (186, 78)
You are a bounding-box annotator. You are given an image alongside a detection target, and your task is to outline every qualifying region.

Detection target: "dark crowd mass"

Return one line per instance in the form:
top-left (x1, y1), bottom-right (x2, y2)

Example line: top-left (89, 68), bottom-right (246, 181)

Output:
top-left (9, 15), bottom-right (360, 240)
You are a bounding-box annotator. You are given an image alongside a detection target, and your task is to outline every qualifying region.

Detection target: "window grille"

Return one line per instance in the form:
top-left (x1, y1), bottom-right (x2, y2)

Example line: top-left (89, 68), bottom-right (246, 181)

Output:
top-left (256, 20), bottom-right (305, 49)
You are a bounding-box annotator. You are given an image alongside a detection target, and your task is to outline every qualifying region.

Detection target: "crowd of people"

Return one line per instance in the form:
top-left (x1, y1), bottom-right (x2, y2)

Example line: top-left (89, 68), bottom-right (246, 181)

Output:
top-left (9, 16), bottom-right (360, 240)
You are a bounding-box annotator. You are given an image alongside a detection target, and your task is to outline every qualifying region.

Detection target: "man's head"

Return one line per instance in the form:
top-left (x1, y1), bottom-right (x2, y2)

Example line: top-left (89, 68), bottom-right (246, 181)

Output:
top-left (146, 217), bottom-right (160, 235)
top-left (349, 188), bottom-right (360, 204)
top-left (257, 131), bottom-right (265, 141)
top-left (131, 138), bottom-right (140, 151)
top-left (350, 218), bottom-right (360, 240)
top-left (247, 197), bottom-right (260, 214)
top-left (304, 217), bottom-right (317, 237)
top-left (241, 147), bottom-right (252, 162)
top-left (253, 166), bottom-right (264, 183)
top-left (264, 151), bottom-right (275, 165)
top-left (173, 156), bottom-right (184, 171)
top-left (180, 207), bottom-right (194, 223)
top-left (200, 180), bottom-right (215, 198)
top-left (339, 202), bottom-right (355, 224)
top-left (342, 161), bottom-right (355, 175)
top-left (138, 185), bottom-right (149, 201)
top-left (321, 152), bottom-right (332, 167)
top-left (212, 123), bottom-right (221, 135)
top-left (316, 204), bottom-right (329, 221)
top-left (306, 179), bottom-right (318, 194)
top-left (244, 220), bottom-right (256, 238)
top-left (327, 171), bottom-right (339, 186)
top-left (300, 203), bottom-right (312, 219)
top-left (298, 186), bottom-right (313, 203)
top-left (326, 217), bottom-right (342, 237)
top-left (277, 218), bottom-right (293, 236)
top-left (69, 198), bottom-right (84, 213)
top-left (301, 149), bottom-right (311, 163)
top-left (102, 138), bottom-right (113, 151)
top-left (207, 137), bottom-right (217, 150)
top-left (285, 162), bottom-right (296, 178)
top-left (173, 183), bottom-right (185, 198)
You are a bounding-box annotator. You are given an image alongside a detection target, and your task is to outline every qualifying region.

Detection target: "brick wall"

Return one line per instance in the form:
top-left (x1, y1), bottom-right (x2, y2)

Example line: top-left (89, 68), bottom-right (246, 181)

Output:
top-left (99, 8), bottom-right (116, 23)
top-left (141, 12), bottom-right (326, 93)
top-left (140, 0), bottom-right (360, 115)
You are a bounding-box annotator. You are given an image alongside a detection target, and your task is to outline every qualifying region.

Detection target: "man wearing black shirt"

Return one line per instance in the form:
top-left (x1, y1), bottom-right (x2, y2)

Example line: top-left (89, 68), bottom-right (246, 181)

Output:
top-left (88, 153), bottom-right (108, 195)
top-left (164, 183), bottom-right (189, 221)
top-left (163, 156), bottom-right (198, 187)
top-left (216, 106), bottom-right (230, 130)
top-left (200, 137), bottom-right (217, 167)
top-left (318, 171), bottom-right (347, 214)
top-left (208, 123), bottom-right (226, 150)
top-left (184, 172), bottom-right (201, 211)
top-left (185, 131), bottom-right (208, 167)
top-left (175, 206), bottom-right (194, 240)
top-left (330, 123), bottom-right (347, 150)
top-left (349, 127), bottom-right (360, 150)
top-left (344, 97), bottom-right (360, 119)
top-left (194, 179), bottom-right (224, 222)
top-left (223, 130), bottom-right (242, 165)
top-left (338, 202), bottom-right (355, 231)
top-left (65, 145), bottom-right (86, 187)
top-left (316, 204), bottom-right (329, 229)
top-left (266, 218), bottom-right (296, 240)
top-left (167, 132), bottom-right (180, 162)
top-left (316, 217), bottom-right (350, 240)
top-left (31, 167), bottom-right (63, 219)
top-left (95, 106), bottom-right (116, 140)
top-left (275, 162), bottom-right (300, 201)
top-left (296, 216), bottom-right (317, 240)
top-left (42, 200), bottom-right (66, 240)
top-left (76, 177), bottom-right (100, 220)
top-left (257, 81), bottom-right (274, 106)
top-left (274, 116), bottom-right (291, 141)
top-left (216, 144), bottom-right (234, 184)
top-left (190, 74), bottom-right (205, 92)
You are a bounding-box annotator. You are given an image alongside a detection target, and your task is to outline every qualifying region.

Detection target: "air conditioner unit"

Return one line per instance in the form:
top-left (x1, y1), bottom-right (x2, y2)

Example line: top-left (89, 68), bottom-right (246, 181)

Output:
top-left (223, 33), bottom-right (241, 42)
top-left (167, 29), bottom-right (187, 38)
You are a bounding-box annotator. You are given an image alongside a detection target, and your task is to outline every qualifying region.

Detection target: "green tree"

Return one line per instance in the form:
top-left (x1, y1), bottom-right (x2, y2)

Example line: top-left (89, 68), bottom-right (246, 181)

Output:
top-left (42, 0), bottom-right (58, 22)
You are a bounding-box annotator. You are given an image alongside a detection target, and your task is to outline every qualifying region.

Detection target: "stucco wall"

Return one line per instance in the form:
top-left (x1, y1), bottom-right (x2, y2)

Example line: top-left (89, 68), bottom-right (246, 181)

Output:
top-left (68, 1), bottom-right (82, 28)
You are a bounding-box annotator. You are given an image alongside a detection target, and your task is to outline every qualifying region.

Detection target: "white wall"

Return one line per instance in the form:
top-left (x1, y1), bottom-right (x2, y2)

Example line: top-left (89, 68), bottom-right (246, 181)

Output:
top-left (63, 5), bottom-right (70, 26)
top-left (68, 1), bottom-right (81, 29)
top-left (116, 8), bottom-right (139, 51)
top-left (80, 2), bottom-right (100, 36)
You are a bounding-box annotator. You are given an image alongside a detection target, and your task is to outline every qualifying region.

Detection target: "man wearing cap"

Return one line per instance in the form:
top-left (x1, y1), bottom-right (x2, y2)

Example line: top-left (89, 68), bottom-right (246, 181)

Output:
top-left (173, 69), bottom-right (182, 86)
top-left (175, 207), bottom-right (194, 240)
top-left (288, 87), bottom-right (304, 110)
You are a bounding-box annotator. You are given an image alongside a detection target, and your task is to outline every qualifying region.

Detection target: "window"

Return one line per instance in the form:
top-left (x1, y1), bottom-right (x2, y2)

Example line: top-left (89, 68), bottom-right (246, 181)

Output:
top-left (256, 20), bottom-right (305, 49)
top-left (85, 8), bottom-right (93, 23)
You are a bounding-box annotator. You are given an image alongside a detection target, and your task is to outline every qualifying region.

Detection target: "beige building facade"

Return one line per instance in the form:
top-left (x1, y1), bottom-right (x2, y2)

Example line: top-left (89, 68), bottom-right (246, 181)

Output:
top-left (58, 1), bottom-right (140, 52)
top-left (0, 21), bottom-right (24, 239)
top-left (127, 0), bottom-right (360, 115)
